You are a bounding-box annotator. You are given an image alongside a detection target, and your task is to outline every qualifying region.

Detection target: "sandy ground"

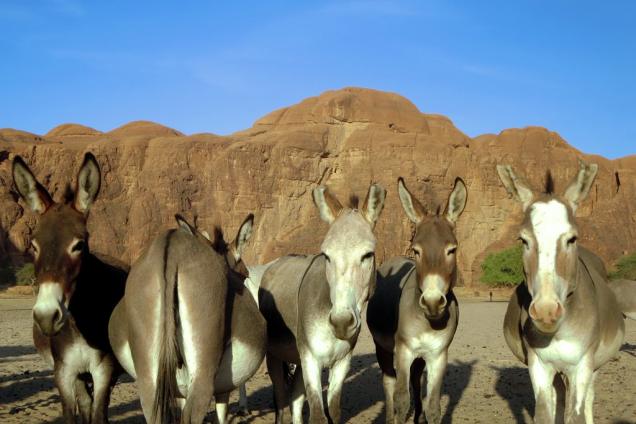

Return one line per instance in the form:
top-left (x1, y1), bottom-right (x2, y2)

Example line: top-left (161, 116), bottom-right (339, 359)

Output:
top-left (0, 296), bottom-right (634, 423)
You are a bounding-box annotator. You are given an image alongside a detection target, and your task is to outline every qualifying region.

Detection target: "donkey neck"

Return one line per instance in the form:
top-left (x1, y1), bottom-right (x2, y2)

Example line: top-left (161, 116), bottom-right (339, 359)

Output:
top-left (67, 252), bottom-right (127, 352)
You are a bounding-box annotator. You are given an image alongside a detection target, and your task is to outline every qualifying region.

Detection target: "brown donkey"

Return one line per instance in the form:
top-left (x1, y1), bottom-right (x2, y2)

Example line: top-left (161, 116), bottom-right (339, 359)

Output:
top-left (12, 153), bottom-right (127, 423)
top-left (497, 161), bottom-right (625, 423)
top-left (259, 183), bottom-right (386, 424)
top-left (367, 177), bottom-right (467, 424)
top-left (108, 214), bottom-right (266, 423)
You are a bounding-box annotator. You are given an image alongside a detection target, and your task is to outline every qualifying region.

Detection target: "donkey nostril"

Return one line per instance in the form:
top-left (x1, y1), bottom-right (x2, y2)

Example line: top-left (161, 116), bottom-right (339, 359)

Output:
top-left (439, 295), bottom-right (447, 308)
top-left (529, 302), bottom-right (538, 320)
top-left (553, 303), bottom-right (563, 320)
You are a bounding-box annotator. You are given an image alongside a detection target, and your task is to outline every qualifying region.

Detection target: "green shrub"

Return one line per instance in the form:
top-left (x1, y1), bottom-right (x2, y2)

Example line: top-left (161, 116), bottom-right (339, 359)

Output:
top-left (480, 245), bottom-right (524, 287)
top-left (14, 263), bottom-right (35, 286)
top-left (609, 252), bottom-right (636, 280)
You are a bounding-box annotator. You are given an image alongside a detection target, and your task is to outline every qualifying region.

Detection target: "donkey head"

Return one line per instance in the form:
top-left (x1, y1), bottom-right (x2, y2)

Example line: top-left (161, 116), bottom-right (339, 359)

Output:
top-left (397, 177), bottom-right (467, 320)
top-left (175, 213), bottom-right (254, 278)
top-left (497, 160), bottom-right (597, 334)
top-left (313, 183), bottom-right (386, 340)
top-left (13, 153), bottom-right (101, 337)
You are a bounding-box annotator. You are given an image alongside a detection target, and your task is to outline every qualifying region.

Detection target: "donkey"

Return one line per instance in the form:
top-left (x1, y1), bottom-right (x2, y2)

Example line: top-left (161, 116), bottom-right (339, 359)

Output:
top-left (108, 213), bottom-right (266, 423)
top-left (259, 183), bottom-right (386, 424)
top-left (367, 177), bottom-right (467, 424)
top-left (608, 279), bottom-right (636, 320)
top-left (497, 161), bottom-right (625, 423)
top-left (12, 153), bottom-right (127, 424)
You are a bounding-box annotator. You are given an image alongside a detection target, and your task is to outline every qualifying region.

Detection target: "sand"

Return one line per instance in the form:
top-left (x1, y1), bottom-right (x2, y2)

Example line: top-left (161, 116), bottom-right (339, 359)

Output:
top-left (0, 296), bottom-right (634, 423)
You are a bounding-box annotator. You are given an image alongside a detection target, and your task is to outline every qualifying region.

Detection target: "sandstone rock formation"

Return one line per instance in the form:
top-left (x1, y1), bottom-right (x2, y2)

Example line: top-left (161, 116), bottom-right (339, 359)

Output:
top-left (1, 88), bottom-right (634, 286)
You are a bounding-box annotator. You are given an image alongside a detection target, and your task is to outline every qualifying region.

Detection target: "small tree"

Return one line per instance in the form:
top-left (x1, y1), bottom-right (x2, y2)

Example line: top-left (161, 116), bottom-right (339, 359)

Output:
top-left (609, 252), bottom-right (636, 280)
top-left (15, 263), bottom-right (35, 286)
top-left (480, 245), bottom-right (524, 287)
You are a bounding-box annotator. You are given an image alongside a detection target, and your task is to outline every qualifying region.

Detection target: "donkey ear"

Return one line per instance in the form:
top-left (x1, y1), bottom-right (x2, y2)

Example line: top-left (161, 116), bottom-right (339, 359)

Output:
top-left (232, 213), bottom-right (254, 260)
top-left (496, 165), bottom-right (534, 211)
top-left (313, 186), bottom-right (343, 224)
top-left (12, 156), bottom-right (53, 214)
top-left (446, 178), bottom-right (467, 224)
top-left (74, 153), bottom-right (101, 214)
top-left (563, 160), bottom-right (598, 212)
top-left (397, 177), bottom-right (426, 224)
top-left (175, 214), bottom-right (196, 235)
top-left (362, 183), bottom-right (386, 228)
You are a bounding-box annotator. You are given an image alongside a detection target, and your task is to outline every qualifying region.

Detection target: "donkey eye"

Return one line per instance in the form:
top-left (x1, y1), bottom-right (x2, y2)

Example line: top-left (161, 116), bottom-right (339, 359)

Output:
top-left (446, 247), bottom-right (457, 256)
top-left (361, 252), bottom-right (374, 262)
top-left (411, 248), bottom-right (421, 258)
top-left (323, 253), bottom-right (331, 262)
top-left (518, 237), bottom-right (529, 247)
top-left (71, 240), bottom-right (86, 253)
top-left (30, 241), bottom-right (39, 253)
top-left (566, 236), bottom-right (577, 245)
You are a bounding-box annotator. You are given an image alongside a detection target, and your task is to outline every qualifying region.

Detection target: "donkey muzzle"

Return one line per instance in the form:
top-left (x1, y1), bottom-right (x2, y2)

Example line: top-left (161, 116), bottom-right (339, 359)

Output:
top-left (529, 298), bottom-right (564, 333)
top-left (32, 283), bottom-right (67, 336)
top-left (419, 292), bottom-right (448, 320)
top-left (329, 309), bottom-right (358, 340)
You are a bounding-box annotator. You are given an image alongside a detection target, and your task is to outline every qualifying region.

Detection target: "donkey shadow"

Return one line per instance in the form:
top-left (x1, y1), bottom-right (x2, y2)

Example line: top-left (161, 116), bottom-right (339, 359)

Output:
top-left (493, 365), bottom-right (534, 424)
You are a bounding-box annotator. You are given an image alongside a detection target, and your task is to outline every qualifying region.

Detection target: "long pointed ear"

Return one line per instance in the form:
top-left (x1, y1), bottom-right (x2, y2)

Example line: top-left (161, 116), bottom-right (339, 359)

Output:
top-left (397, 177), bottom-right (426, 224)
top-left (12, 156), bottom-right (53, 214)
top-left (446, 177), bottom-right (467, 224)
top-left (232, 213), bottom-right (254, 261)
top-left (175, 214), bottom-right (196, 235)
top-left (313, 186), bottom-right (343, 224)
top-left (496, 165), bottom-right (534, 211)
top-left (74, 153), bottom-right (101, 214)
top-left (563, 160), bottom-right (598, 212)
top-left (362, 183), bottom-right (386, 228)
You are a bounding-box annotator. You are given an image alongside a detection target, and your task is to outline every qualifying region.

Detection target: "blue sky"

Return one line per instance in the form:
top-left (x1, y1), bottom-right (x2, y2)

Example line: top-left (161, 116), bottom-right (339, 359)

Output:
top-left (1, 1), bottom-right (634, 158)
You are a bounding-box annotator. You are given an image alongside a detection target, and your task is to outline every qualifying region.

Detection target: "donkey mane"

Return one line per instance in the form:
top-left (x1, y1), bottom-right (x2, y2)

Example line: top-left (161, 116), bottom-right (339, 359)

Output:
top-left (63, 184), bottom-right (75, 204)
top-left (211, 226), bottom-right (228, 254)
top-left (348, 194), bottom-right (359, 209)
top-left (544, 170), bottom-right (555, 195)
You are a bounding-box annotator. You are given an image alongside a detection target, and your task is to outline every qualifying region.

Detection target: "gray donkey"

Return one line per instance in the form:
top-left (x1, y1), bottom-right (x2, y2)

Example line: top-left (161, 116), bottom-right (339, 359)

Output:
top-left (259, 183), bottom-right (386, 424)
top-left (497, 161), bottom-right (625, 423)
top-left (108, 214), bottom-right (266, 423)
top-left (12, 153), bottom-right (127, 423)
top-left (367, 177), bottom-right (467, 424)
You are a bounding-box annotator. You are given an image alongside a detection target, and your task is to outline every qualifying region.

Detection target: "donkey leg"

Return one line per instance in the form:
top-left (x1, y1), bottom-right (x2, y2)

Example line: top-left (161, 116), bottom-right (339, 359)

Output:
top-left (290, 365), bottom-right (306, 424)
top-left (90, 357), bottom-right (117, 424)
top-left (300, 352), bottom-right (328, 424)
top-left (237, 383), bottom-right (249, 416)
top-left (393, 344), bottom-right (415, 423)
top-left (55, 365), bottom-right (79, 424)
top-left (215, 391), bottom-right (230, 424)
top-left (422, 351), bottom-right (447, 424)
top-left (266, 354), bottom-right (289, 424)
top-left (528, 354), bottom-right (557, 423)
top-left (583, 372), bottom-right (596, 424)
top-left (410, 358), bottom-right (424, 424)
top-left (74, 378), bottom-right (92, 423)
top-left (565, 357), bottom-right (594, 424)
top-left (326, 352), bottom-right (352, 423)
top-left (181, 375), bottom-right (216, 424)
top-left (374, 341), bottom-right (396, 424)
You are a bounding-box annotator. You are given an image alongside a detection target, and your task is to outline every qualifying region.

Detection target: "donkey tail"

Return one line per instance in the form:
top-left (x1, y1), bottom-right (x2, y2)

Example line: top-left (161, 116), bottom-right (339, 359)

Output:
top-left (152, 230), bottom-right (181, 423)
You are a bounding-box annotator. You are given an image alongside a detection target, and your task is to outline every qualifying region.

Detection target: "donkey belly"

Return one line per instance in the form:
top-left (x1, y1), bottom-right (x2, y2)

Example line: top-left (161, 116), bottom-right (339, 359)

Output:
top-left (214, 338), bottom-right (265, 394)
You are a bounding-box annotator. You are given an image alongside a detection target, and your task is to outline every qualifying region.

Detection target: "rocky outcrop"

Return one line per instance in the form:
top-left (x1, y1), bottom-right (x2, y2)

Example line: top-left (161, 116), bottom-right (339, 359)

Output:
top-left (1, 87), bottom-right (634, 286)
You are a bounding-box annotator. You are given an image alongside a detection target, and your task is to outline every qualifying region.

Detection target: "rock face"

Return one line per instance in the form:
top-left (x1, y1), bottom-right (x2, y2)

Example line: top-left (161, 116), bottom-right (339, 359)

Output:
top-left (1, 87), bottom-right (634, 286)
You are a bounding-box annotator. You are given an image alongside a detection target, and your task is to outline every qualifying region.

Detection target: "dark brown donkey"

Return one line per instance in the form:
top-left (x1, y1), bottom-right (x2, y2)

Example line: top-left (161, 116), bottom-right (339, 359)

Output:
top-left (367, 177), bottom-right (467, 424)
top-left (12, 153), bottom-right (127, 423)
top-left (497, 161), bottom-right (625, 423)
top-left (108, 214), bottom-right (266, 424)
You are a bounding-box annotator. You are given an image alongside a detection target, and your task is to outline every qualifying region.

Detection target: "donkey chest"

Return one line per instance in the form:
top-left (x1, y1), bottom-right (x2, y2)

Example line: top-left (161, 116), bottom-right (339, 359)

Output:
top-left (533, 337), bottom-right (588, 369)
top-left (52, 329), bottom-right (108, 374)
top-left (307, 327), bottom-right (353, 366)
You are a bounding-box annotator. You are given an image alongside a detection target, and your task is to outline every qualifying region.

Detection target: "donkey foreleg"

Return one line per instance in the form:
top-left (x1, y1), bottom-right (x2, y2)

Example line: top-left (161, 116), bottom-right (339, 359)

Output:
top-left (423, 350), bottom-right (448, 424)
top-left (300, 353), bottom-right (328, 424)
top-left (528, 354), bottom-right (557, 423)
top-left (565, 357), bottom-right (594, 424)
top-left (393, 344), bottom-right (415, 423)
top-left (90, 356), bottom-right (117, 424)
top-left (54, 364), bottom-right (80, 424)
top-left (326, 353), bottom-right (352, 423)
top-left (74, 379), bottom-right (92, 423)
